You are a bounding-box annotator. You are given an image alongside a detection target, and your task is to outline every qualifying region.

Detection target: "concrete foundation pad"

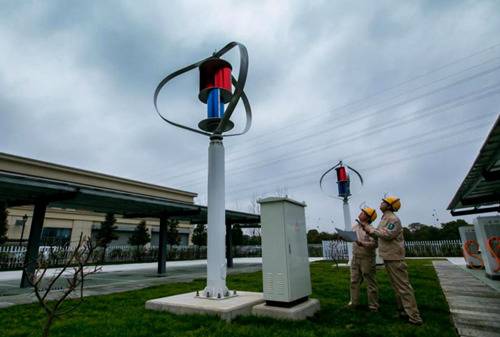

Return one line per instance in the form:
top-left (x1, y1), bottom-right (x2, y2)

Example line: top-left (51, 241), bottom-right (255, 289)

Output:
top-left (252, 298), bottom-right (320, 320)
top-left (145, 291), bottom-right (264, 321)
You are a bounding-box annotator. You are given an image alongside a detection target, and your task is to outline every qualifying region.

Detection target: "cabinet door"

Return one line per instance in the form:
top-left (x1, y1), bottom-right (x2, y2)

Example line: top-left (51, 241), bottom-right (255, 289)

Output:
top-left (284, 203), bottom-right (311, 301)
top-left (261, 203), bottom-right (289, 301)
top-left (474, 218), bottom-right (500, 276)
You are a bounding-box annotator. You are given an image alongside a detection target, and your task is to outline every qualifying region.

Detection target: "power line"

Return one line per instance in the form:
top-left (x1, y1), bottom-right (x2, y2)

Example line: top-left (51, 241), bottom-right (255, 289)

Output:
top-left (207, 114), bottom-right (493, 197)
top-left (219, 118), bottom-right (493, 197)
top-left (221, 56), bottom-right (500, 158)
top-left (224, 63), bottom-right (500, 161)
top-left (180, 100), bottom-right (497, 192)
top-left (194, 122), bottom-right (488, 203)
top-left (224, 117), bottom-right (494, 195)
top-left (166, 55), bottom-right (500, 177)
top-left (144, 56), bottom-right (500, 182)
top-left (159, 66), bottom-right (500, 186)
top-left (226, 136), bottom-right (483, 201)
top-left (175, 85), bottom-right (500, 188)
top-left (135, 42), bottom-right (500, 181)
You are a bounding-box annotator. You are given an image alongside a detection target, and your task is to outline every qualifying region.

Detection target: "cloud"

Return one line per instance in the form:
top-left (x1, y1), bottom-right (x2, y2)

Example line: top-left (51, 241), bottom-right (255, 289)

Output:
top-left (0, 0), bottom-right (499, 230)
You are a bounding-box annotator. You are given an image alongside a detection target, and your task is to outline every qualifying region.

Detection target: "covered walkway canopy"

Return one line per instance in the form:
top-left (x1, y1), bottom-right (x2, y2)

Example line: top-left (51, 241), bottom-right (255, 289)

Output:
top-left (0, 152), bottom-right (260, 287)
top-left (448, 115), bottom-right (500, 216)
top-left (0, 170), bottom-right (260, 224)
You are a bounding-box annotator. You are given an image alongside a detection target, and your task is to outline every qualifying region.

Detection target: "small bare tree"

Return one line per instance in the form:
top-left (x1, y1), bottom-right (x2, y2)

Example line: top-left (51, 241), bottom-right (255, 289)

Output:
top-left (274, 186), bottom-right (289, 198)
top-left (248, 194), bottom-right (261, 216)
top-left (24, 234), bottom-right (101, 337)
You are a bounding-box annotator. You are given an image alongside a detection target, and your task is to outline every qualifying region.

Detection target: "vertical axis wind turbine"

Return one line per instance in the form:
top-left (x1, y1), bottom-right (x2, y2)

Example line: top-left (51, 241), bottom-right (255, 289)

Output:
top-left (320, 161), bottom-right (364, 262)
top-left (153, 42), bottom-right (251, 299)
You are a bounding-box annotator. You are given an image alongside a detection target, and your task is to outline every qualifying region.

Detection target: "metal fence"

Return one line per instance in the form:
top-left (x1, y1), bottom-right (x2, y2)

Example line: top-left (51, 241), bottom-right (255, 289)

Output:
top-left (0, 245), bottom-right (27, 270)
top-left (322, 240), bottom-right (349, 261)
top-left (0, 245), bottom-right (209, 270)
top-left (0, 240), bottom-right (462, 270)
top-left (404, 240), bottom-right (462, 257)
top-left (0, 244), bottom-right (322, 270)
top-left (321, 239), bottom-right (463, 260)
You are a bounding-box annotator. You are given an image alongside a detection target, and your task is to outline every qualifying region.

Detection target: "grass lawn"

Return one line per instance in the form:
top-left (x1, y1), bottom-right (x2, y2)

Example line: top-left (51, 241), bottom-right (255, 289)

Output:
top-left (0, 259), bottom-right (456, 337)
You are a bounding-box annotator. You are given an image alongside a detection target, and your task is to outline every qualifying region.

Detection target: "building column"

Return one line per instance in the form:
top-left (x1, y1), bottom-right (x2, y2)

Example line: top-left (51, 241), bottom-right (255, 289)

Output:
top-left (20, 201), bottom-right (48, 288)
top-left (226, 222), bottom-right (233, 269)
top-left (70, 220), bottom-right (93, 247)
top-left (157, 216), bottom-right (168, 275)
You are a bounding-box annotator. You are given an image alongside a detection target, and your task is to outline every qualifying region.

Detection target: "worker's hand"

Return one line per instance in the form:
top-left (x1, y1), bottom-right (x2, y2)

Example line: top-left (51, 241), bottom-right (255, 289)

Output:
top-left (355, 240), bottom-right (364, 247)
top-left (359, 222), bottom-right (369, 232)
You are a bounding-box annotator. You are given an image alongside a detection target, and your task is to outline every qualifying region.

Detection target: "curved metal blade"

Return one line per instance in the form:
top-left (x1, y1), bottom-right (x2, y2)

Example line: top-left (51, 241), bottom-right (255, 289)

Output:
top-left (346, 165), bottom-right (364, 185)
top-left (224, 76), bottom-right (252, 137)
top-left (153, 58), bottom-right (211, 136)
top-left (319, 161), bottom-right (342, 198)
top-left (213, 42), bottom-right (249, 135)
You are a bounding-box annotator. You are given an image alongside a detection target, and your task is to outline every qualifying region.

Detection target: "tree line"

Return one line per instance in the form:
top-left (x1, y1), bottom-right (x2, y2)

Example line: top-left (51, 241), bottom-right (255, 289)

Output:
top-left (1, 202), bottom-right (470, 249)
top-left (191, 224), bottom-right (261, 246)
top-left (307, 219), bottom-right (471, 244)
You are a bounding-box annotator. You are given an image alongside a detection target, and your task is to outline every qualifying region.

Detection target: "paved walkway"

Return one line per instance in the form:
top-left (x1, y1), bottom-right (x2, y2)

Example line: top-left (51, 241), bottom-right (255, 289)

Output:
top-left (0, 257), bottom-right (323, 309)
top-left (0, 257), bottom-right (270, 282)
top-left (433, 260), bottom-right (500, 337)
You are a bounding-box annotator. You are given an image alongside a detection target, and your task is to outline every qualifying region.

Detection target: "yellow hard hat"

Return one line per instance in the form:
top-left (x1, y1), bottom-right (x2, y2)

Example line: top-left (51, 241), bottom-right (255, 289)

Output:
top-left (361, 207), bottom-right (377, 223)
top-left (382, 196), bottom-right (401, 212)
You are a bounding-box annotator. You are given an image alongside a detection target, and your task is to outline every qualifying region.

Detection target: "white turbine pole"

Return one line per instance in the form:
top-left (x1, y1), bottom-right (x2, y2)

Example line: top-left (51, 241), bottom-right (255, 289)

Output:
top-left (342, 197), bottom-right (353, 264)
top-left (204, 135), bottom-right (229, 298)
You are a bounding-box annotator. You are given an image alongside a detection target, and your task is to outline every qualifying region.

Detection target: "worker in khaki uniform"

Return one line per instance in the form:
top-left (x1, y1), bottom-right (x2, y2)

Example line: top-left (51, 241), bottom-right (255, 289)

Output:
top-left (360, 196), bottom-right (423, 325)
top-left (348, 207), bottom-right (379, 311)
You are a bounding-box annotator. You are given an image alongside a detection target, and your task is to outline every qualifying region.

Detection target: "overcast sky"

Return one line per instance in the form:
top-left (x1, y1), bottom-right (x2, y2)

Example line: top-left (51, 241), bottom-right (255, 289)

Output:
top-left (1, 1), bottom-right (499, 231)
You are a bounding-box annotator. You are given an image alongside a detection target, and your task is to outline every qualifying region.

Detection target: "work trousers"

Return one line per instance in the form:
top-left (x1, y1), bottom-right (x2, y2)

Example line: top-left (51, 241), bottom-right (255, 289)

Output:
top-left (384, 260), bottom-right (423, 324)
top-left (350, 254), bottom-right (379, 310)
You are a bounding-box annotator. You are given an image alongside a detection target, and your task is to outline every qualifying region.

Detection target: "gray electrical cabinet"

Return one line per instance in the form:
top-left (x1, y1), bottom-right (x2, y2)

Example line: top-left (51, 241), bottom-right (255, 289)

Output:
top-left (258, 197), bottom-right (311, 303)
top-left (458, 225), bottom-right (483, 268)
top-left (473, 216), bottom-right (500, 279)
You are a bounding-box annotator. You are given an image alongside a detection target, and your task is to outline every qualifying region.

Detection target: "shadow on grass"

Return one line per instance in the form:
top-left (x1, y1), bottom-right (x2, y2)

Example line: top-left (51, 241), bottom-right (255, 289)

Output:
top-left (0, 260), bottom-right (456, 337)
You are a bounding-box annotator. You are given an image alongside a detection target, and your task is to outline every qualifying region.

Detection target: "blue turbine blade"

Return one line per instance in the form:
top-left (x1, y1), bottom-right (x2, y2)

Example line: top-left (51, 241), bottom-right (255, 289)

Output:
top-left (207, 88), bottom-right (224, 118)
